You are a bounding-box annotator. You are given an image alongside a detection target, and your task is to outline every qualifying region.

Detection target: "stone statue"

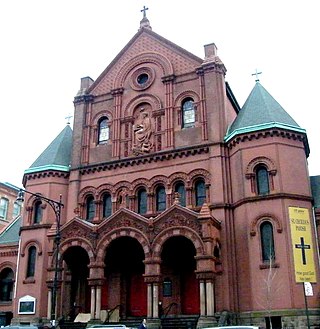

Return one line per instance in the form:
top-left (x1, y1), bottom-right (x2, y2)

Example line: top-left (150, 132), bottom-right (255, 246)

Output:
top-left (132, 108), bottom-right (153, 155)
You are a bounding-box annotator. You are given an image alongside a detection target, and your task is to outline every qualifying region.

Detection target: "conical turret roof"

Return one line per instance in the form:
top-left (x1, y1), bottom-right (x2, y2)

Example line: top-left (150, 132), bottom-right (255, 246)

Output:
top-left (24, 125), bottom-right (72, 175)
top-left (225, 82), bottom-right (306, 141)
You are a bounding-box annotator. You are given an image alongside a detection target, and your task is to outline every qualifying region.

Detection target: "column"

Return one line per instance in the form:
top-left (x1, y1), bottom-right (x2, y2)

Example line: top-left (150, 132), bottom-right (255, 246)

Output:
top-left (47, 289), bottom-right (52, 319)
top-left (152, 284), bottom-right (159, 318)
top-left (199, 280), bottom-right (206, 316)
top-left (147, 284), bottom-right (153, 318)
top-left (90, 286), bottom-right (96, 319)
top-left (206, 280), bottom-right (214, 316)
top-left (95, 286), bottom-right (102, 319)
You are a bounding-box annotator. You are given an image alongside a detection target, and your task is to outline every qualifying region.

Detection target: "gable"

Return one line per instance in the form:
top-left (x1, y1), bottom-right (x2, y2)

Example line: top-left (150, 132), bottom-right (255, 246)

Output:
top-left (90, 29), bottom-right (203, 96)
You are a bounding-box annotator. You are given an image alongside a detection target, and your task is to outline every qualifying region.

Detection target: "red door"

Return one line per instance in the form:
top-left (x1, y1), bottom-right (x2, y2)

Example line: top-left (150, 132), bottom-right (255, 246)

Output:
top-left (128, 272), bottom-right (147, 316)
top-left (181, 271), bottom-right (199, 314)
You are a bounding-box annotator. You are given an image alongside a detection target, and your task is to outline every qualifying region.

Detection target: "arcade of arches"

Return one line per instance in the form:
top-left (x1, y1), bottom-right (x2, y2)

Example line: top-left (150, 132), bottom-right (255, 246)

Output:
top-left (55, 206), bottom-right (220, 322)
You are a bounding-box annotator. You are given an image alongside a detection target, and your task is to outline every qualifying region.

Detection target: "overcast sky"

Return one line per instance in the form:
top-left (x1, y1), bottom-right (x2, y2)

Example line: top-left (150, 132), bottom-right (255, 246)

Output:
top-left (0, 0), bottom-right (319, 188)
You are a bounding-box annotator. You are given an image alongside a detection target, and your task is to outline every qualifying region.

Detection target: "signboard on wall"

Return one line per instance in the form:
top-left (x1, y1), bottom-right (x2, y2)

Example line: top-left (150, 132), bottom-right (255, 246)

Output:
top-left (289, 207), bottom-right (317, 283)
top-left (18, 295), bottom-right (36, 314)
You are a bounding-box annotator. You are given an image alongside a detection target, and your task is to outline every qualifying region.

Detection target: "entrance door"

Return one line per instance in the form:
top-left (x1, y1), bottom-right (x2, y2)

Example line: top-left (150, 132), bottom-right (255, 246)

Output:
top-left (128, 272), bottom-right (147, 316)
top-left (161, 236), bottom-right (200, 316)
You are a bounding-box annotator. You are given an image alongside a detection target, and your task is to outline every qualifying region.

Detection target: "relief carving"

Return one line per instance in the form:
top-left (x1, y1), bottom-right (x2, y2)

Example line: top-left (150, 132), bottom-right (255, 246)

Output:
top-left (132, 107), bottom-right (154, 155)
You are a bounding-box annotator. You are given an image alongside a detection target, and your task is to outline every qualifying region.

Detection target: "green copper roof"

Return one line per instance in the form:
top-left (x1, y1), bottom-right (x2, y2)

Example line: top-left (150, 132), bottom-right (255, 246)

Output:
top-left (25, 125), bottom-right (72, 174)
top-left (225, 82), bottom-right (305, 141)
top-left (0, 216), bottom-right (21, 244)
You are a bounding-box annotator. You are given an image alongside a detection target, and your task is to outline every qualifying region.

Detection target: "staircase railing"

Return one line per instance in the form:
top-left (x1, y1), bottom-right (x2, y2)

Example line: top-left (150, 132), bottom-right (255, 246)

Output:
top-left (161, 302), bottom-right (178, 318)
top-left (103, 304), bottom-right (121, 323)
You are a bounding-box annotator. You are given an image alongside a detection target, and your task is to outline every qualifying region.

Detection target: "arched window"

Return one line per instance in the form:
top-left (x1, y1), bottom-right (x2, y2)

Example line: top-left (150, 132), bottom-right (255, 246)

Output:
top-left (13, 201), bottom-right (21, 219)
top-left (195, 179), bottom-right (206, 207)
top-left (175, 182), bottom-right (186, 207)
top-left (103, 193), bottom-right (112, 218)
top-left (256, 165), bottom-right (269, 195)
top-left (156, 185), bottom-right (166, 212)
top-left (0, 198), bottom-right (9, 219)
top-left (98, 117), bottom-right (109, 144)
top-left (0, 268), bottom-right (14, 301)
top-left (182, 98), bottom-right (195, 128)
top-left (137, 188), bottom-right (147, 215)
top-left (86, 195), bottom-right (95, 221)
top-left (33, 200), bottom-right (42, 224)
top-left (27, 246), bottom-right (37, 278)
top-left (260, 221), bottom-right (275, 262)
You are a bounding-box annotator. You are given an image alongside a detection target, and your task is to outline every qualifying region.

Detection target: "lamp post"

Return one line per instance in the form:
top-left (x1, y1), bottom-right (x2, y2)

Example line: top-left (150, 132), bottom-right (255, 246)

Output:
top-left (17, 189), bottom-right (63, 327)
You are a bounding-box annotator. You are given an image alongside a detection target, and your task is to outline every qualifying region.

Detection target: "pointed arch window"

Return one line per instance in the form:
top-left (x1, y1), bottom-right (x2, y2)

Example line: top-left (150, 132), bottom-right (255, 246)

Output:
top-left (256, 165), bottom-right (270, 195)
top-left (33, 200), bottom-right (42, 224)
top-left (174, 181), bottom-right (186, 207)
top-left (137, 188), bottom-right (147, 215)
top-left (98, 117), bottom-right (110, 144)
top-left (26, 246), bottom-right (37, 278)
top-left (0, 268), bottom-right (14, 301)
top-left (260, 221), bottom-right (275, 262)
top-left (182, 98), bottom-right (195, 128)
top-left (195, 179), bottom-right (206, 207)
top-left (86, 195), bottom-right (95, 221)
top-left (156, 185), bottom-right (166, 212)
top-left (103, 193), bottom-right (112, 218)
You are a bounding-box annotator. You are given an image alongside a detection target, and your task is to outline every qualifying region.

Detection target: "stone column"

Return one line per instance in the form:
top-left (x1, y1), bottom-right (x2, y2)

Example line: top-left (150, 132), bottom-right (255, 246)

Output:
top-left (147, 284), bottom-right (153, 318)
top-left (199, 280), bottom-right (206, 316)
top-left (95, 286), bottom-right (102, 319)
top-left (90, 286), bottom-right (96, 319)
top-left (206, 280), bottom-right (214, 316)
top-left (152, 284), bottom-right (159, 318)
top-left (47, 289), bottom-right (52, 319)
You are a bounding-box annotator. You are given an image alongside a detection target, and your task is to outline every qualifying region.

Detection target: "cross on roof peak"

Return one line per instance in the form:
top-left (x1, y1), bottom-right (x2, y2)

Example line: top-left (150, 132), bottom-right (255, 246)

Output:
top-left (252, 69), bottom-right (262, 82)
top-left (141, 5), bottom-right (149, 19)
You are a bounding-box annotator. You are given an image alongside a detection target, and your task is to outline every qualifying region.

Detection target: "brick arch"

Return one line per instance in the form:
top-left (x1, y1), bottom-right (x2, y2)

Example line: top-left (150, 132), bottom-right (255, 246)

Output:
top-left (111, 181), bottom-right (132, 195)
top-left (250, 214), bottom-right (283, 237)
top-left (132, 178), bottom-right (151, 194)
top-left (124, 94), bottom-right (162, 117)
top-left (189, 168), bottom-right (211, 185)
top-left (168, 172), bottom-right (190, 189)
top-left (150, 175), bottom-right (169, 191)
top-left (0, 262), bottom-right (16, 273)
top-left (60, 238), bottom-right (95, 264)
top-left (96, 183), bottom-right (113, 200)
top-left (174, 90), bottom-right (200, 108)
top-left (95, 227), bottom-right (151, 264)
top-left (21, 240), bottom-right (42, 257)
top-left (113, 52), bottom-right (173, 89)
top-left (92, 110), bottom-right (113, 125)
top-left (246, 156), bottom-right (277, 176)
top-left (79, 186), bottom-right (96, 201)
top-left (151, 227), bottom-right (205, 258)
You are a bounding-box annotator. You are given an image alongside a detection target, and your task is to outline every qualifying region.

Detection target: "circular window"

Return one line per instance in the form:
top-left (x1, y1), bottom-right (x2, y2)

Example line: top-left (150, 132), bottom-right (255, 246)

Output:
top-left (137, 73), bottom-right (149, 85)
top-left (130, 67), bottom-right (155, 91)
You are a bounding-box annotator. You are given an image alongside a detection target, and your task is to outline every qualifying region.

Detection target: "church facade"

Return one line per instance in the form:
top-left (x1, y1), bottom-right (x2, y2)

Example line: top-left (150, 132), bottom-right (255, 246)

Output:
top-left (1, 13), bottom-right (319, 329)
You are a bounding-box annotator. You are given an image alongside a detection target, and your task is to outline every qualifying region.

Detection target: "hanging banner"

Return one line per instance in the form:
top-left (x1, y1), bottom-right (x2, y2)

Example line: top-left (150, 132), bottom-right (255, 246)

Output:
top-left (289, 207), bottom-right (317, 283)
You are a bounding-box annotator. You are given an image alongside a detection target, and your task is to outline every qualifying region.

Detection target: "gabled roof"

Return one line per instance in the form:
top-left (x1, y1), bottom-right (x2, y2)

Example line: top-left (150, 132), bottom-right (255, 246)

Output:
top-left (0, 216), bottom-right (21, 244)
top-left (87, 27), bottom-right (203, 95)
top-left (24, 125), bottom-right (72, 175)
top-left (310, 175), bottom-right (320, 208)
top-left (225, 82), bottom-right (306, 141)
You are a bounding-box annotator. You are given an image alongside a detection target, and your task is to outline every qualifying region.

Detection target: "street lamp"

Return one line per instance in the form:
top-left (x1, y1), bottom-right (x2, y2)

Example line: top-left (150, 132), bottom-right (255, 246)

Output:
top-left (17, 189), bottom-right (64, 327)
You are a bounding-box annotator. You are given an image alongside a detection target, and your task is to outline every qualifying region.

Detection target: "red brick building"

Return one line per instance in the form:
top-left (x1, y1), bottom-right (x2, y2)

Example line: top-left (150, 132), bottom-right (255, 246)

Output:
top-left (1, 12), bottom-right (319, 329)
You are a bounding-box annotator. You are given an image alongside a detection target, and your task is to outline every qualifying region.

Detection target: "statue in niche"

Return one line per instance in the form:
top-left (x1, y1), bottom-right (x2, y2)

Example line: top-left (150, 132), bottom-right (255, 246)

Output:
top-left (132, 107), bottom-right (153, 155)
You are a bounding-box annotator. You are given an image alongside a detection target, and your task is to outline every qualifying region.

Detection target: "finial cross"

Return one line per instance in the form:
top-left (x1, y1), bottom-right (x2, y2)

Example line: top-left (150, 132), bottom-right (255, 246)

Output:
top-left (65, 113), bottom-right (73, 125)
top-left (141, 5), bottom-right (149, 18)
top-left (252, 69), bottom-right (262, 82)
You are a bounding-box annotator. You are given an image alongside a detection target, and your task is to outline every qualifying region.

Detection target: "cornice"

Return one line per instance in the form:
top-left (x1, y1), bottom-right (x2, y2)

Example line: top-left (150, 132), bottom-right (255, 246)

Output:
top-left (77, 144), bottom-right (211, 176)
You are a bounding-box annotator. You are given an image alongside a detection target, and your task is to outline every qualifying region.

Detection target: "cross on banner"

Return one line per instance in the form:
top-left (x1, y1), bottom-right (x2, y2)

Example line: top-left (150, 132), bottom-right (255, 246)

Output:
top-left (141, 5), bottom-right (149, 18)
top-left (295, 237), bottom-right (311, 265)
